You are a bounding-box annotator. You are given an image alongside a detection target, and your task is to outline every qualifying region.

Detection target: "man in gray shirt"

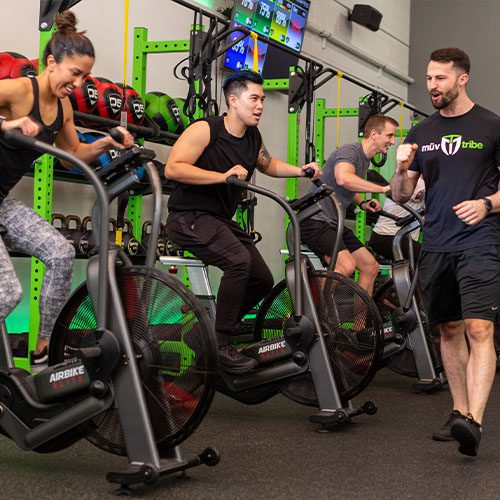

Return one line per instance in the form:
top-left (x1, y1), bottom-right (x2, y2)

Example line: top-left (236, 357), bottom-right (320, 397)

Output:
top-left (301, 114), bottom-right (397, 296)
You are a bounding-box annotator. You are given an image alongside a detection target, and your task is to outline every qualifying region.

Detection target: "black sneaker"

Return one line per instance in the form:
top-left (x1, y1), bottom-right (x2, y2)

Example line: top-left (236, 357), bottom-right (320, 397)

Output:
top-left (218, 344), bottom-right (258, 375)
top-left (451, 413), bottom-right (482, 457)
top-left (432, 410), bottom-right (465, 441)
top-left (30, 346), bottom-right (48, 373)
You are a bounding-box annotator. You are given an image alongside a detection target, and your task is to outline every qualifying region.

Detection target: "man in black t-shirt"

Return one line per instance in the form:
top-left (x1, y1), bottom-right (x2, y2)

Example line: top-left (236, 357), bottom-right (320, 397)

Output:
top-left (165, 71), bottom-right (320, 374)
top-left (391, 48), bottom-right (500, 457)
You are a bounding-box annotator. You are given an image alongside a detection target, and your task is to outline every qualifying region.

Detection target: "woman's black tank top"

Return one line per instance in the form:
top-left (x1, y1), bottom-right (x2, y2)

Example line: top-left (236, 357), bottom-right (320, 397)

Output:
top-left (0, 77), bottom-right (64, 203)
top-left (167, 115), bottom-right (262, 219)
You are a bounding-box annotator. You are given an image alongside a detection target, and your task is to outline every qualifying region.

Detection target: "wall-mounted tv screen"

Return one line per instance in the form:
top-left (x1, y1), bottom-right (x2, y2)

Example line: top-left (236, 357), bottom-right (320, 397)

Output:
top-left (224, 0), bottom-right (311, 74)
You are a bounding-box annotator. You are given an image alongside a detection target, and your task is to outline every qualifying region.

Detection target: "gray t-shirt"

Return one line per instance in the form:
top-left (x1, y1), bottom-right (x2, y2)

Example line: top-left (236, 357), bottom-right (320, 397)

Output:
top-left (312, 142), bottom-right (370, 222)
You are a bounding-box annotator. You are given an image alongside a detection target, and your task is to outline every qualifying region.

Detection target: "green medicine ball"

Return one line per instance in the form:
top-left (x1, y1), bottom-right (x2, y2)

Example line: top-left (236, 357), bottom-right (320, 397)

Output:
top-left (145, 91), bottom-right (182, 133)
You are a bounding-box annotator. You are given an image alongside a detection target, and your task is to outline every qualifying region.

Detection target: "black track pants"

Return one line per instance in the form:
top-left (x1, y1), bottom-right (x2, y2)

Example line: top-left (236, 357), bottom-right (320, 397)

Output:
top-left (166, 211), bottom-right (274, 335)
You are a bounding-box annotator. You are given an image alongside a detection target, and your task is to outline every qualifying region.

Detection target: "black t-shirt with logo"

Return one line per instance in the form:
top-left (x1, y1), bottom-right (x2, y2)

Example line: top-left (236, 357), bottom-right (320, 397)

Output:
top-left (167, 115), bottom-right (262, 219)
top-left (406, 104), bottom-right (500, 252)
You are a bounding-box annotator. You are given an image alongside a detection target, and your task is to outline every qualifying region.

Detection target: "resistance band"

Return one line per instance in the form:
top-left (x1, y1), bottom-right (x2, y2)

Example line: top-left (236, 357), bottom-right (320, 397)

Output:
top-left (116, 0), bottom-right (130, 249)
top-left (399, 101), bottom-right (405, 143)
top-left (249, 31), bottom-right (259, 72)
top-left (123, 0), bottom-right (129, 88)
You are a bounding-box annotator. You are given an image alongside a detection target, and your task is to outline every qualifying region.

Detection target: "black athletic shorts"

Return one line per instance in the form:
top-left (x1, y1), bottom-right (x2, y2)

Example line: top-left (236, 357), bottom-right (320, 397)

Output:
top-left (368, 231), bottom-right (421, 263)
top-left (300, 218), bottom-right (364, 262)
top-left (418, 245), bottom-right (500, 325)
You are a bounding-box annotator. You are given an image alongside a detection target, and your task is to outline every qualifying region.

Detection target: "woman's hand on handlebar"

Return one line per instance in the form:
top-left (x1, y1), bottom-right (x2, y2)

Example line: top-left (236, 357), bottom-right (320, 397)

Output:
top-left (225, 164), bottom-right (248, 182)
top-left (78, 126), bottom-right (134, 167)
top-left (107, 126), bottom-right (134, 149)
top-left (300, 162), bottom-right (321, 180)
top-left (1, 116), bottom-right (41, 137)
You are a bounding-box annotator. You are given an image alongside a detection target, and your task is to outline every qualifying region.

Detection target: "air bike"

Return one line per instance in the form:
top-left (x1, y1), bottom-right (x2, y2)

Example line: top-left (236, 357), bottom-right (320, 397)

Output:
top-left (372, 203), bottom-right (444, 391)
top-left (161, 175), bottom-right (381, 428)
top-left (0, 129), bottom-right (220, 494)
top-left (255, 181), bottom-right (445, 398)
top-left (270, 187), bottom-right (444, 397)
top-left (161, 175), bottom-right (445, 427)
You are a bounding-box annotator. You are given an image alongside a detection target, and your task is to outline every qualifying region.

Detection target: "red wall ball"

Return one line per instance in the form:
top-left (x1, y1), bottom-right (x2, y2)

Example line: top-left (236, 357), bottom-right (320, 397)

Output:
top-left (0, 52), bottom-right (37, 79)
top-left (116, 83), bottom-right (145, 126)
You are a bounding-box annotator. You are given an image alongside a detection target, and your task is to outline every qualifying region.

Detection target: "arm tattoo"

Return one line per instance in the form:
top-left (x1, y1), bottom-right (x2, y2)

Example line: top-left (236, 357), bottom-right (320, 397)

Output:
top-left (257, 144), bottom-right (272, 172)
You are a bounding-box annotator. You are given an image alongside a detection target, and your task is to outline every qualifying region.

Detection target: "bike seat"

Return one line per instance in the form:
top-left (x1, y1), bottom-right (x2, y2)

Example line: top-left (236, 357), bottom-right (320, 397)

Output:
top-left (289, 184), bottom-right (333, 212)
top-left (159, 255), bottom-right (206, 268)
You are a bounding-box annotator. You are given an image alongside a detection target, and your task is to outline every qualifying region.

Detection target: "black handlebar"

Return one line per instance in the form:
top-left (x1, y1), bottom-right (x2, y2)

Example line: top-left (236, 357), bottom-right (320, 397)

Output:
top-left (4, 128), bottom-right (110, 330)
top-left (378, 206), bottom-right (425, 227)
top-left (303, 166), bottom-right (326, 189)
top-left (6, 126), bottom-right (125, 149)
top-left (396, 208), bottom-right (425, 227)
top-left (4, 127), bottom-right (163, 327)
top-left (377, 208), bottom-right (400, 222)
top-left (4, 129), bottom-right (38, 148)
top-left (303, 167), bottom-right (315, 178)
top-left (96, 146), bottom-right (155, 181)
top-left (109, 127), bottom-right (125, 144)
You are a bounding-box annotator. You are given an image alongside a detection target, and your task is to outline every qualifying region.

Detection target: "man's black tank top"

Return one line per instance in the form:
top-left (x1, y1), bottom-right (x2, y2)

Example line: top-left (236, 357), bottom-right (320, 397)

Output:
top-left (167, 115), bottom-right (262, 219)
top-left (0, 77), bottom-right (64, 204)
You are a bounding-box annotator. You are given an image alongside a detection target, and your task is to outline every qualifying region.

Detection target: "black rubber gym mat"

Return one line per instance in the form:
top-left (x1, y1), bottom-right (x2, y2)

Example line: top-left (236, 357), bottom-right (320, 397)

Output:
top-left (0, 369), bottom-right (499, 498)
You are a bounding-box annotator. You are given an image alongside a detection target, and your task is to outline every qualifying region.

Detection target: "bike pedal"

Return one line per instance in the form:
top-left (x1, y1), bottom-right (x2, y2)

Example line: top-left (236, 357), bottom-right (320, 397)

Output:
top-left (309, 409), bottom-right (350, 426)
top-left (412, 378), bottom-right (443, 393)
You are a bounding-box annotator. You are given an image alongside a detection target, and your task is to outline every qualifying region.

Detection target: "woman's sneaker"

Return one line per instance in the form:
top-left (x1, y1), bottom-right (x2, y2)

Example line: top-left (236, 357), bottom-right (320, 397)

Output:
top-left (432, 410), bottom-right (465, 441)
top-left (29, 346), bottom-right (48, 373)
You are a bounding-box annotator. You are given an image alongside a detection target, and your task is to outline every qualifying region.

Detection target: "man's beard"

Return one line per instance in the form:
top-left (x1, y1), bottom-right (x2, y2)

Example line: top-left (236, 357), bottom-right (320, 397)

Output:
top-left (430, 86), bottom-right (459, 109)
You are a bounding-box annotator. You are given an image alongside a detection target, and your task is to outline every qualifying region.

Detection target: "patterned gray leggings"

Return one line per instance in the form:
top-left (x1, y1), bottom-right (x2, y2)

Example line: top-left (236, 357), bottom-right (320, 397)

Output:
top-left (0, 197), bottom-right (75, 340)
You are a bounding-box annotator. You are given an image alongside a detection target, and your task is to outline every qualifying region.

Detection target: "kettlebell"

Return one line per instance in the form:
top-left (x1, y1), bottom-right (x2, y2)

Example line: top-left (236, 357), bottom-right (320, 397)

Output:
top-left (122, 219), bottom-right (141, 256)
top-left (80, 216), bottom-right (93, 255)
top-left (165, 238), bottom-right (182, 256)
top-left (65, 215), bottom-right (83, 255)
top-left (77, 215), bottom-right (93, 255)
top-left (141, 220), bottom-right (152, 253)
top-left (109, 218), bottom-right (118, 247)
top-left (157, 222), bottom-right (167, 257)
top-left (52, 213), bottom-right (73, 246)
top-left (80, 217), bottom-right (116, 252)
top-left (142, 221), bottom-right (166, 258)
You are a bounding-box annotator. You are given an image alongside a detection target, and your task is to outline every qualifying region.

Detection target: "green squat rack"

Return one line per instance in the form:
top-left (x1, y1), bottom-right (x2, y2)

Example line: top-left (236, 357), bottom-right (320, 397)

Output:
top-left (15, 0), bottom-right (428, 370)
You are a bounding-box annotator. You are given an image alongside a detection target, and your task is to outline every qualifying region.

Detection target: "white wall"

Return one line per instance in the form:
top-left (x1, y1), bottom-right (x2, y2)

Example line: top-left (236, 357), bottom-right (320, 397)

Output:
top-left (1, 0), bottom-right (413, 283)
top-left (409, 0), bottom-right (500, 116)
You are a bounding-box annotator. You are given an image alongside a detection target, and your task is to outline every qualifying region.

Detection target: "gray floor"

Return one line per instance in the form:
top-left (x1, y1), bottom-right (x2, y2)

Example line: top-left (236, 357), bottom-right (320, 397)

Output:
top-left (1, 369), bottom-right (499, 499)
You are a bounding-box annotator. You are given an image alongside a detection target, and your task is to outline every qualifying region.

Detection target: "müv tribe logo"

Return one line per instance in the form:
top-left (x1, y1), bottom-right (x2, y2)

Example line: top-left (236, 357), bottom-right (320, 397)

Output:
top-left (421, 135), bottom-right (484, 156)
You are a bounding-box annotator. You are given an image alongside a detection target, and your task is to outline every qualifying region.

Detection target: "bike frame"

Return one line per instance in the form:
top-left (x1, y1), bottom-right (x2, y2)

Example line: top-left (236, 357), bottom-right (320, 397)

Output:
top-left (285, 183), bottom-right (443, 389)
top-left (384, 210), bottom-right (442, 386)
top-left (0, 131), bottom-right (216, 488)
